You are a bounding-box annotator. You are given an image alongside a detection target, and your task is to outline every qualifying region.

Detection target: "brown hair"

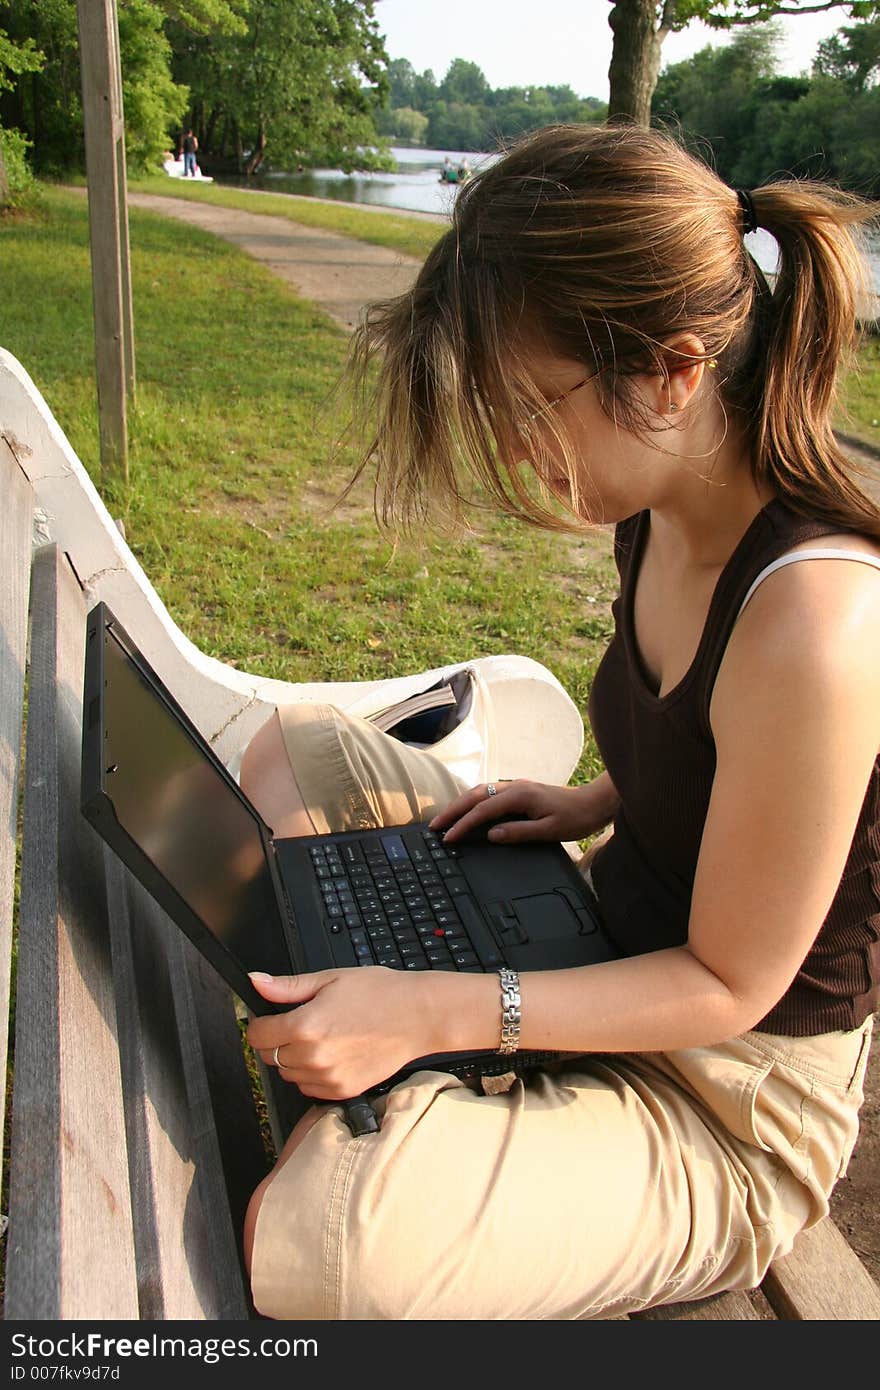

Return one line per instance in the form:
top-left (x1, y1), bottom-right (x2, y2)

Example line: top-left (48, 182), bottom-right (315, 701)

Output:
top-left (347, 123), bottom-right (880, 537)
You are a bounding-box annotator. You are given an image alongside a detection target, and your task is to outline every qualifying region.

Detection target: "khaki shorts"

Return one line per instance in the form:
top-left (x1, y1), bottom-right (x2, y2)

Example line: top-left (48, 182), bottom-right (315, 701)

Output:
top-left (250, 702), bottom-right (874, 1320)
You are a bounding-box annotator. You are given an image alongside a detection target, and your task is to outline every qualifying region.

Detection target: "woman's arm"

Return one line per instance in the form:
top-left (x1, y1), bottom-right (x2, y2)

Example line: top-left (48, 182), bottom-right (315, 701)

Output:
top-left (249, 560), bottom-right (879, 1095)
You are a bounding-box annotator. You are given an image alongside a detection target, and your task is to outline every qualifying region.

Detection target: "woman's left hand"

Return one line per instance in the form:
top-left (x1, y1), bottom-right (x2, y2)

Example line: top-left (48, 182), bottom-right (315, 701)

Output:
top-left (247, 966), bottom-right (440, 1100)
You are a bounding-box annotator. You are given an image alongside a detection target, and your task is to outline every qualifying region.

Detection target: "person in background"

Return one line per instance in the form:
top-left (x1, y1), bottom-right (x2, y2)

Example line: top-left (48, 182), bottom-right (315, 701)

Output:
top-left (181, 128), bottom-right (198, 178)
top-left (239, 123), bottom-right (880, 1320)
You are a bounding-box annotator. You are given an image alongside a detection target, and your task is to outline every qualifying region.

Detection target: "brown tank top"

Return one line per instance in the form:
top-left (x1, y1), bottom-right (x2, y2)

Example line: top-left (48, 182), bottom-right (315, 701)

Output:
top-left (587, 498), bottom-right (880, 1035)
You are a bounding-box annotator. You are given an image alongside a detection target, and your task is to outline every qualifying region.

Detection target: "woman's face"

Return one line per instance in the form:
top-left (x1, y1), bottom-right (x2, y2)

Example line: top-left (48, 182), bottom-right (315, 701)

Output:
top-left (511, 351), bottom-right (665, 526)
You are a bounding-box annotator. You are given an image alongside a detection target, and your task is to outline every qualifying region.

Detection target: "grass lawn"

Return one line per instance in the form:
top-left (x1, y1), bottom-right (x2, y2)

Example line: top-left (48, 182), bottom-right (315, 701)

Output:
top-left (840, 332), bottom-right (880, 453)
top-left (2, 185), bottom-right (617, 788)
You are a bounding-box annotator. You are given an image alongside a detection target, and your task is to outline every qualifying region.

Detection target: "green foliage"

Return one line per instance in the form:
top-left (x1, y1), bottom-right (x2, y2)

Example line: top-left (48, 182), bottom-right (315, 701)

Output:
top-left (0, 124), bottom-right (36, 205)
top-left (0, 0), bottom-right (389, 178)
top-left (660, 0), bottom-right (880, 31)
top-left (381, 56), bottom-right (605, 152)
top-left (815, 16), bottom-right (880, 90)
top-left (170, 0), bottom-right (393, 172)
top-left (0, 0), bottom-right (189, 174)
top-left (375, 103), bottom-right (429, 144)
top-left (653, 20), bottom-right (880, 193)
top-left (0, 23), bottom-right (43, 91)
top-left (118, 1), bottom-right (188, 171)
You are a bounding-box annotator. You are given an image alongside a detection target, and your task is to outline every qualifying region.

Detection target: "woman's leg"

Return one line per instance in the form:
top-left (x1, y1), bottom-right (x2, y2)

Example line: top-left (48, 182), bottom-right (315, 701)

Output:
top-left (241, 701), bottom-right (469, 838)
top-left (239, 700), bottom-right (471, 1273)
top-left (247, 1022), bottom-right (871, 1320)
top-left (240, 709), bottom-right (319, 838)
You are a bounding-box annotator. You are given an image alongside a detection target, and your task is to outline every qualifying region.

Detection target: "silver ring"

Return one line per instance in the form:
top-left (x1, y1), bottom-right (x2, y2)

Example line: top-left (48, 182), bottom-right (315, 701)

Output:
top-left (272, 1045), bottom-right (283, 1068)
top-left (486, 783), bottom-right (497, 798)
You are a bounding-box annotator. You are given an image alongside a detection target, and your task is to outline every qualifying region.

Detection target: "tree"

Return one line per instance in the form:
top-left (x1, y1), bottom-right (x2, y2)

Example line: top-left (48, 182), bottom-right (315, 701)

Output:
top-left (607, 0), bottom-right (880, 126)
top-left (0, 22), bottom-right (43, 203)
top-left (653, 21), bottom-right (880, 193)
top-left (170, 0), bottom-right (392, 173)
top-left (0, 0), bottom-right (239, 174)
top-left (439, 58), bottom-right (490, 106)
top-left (814, 15), bottom-right (880, 88)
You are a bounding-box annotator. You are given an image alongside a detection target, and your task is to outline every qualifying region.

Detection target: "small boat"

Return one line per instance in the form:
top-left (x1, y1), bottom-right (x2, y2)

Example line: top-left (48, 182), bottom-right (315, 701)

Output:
top-left (439, 159), bottom-right (472, 186)
top-left (162, 156), bottom-right (213, 183)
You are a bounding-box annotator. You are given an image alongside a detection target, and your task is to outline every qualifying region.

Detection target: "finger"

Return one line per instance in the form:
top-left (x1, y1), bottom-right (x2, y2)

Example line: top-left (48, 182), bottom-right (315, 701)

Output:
top-left (486, 815), bottom-right (558, 844)
top-left (428, 785), bottom-right (494, 830)
top-left (248, 970), bottom-right (326, 1005)
top-left (247, 972), bottom-right (331, 1051)
top-left (439, 787), bottom-right (529, 842)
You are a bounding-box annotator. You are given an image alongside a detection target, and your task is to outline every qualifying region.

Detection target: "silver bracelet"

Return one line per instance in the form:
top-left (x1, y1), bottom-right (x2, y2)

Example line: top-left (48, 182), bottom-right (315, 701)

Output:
top-left (497, 968), bottom-right (521, 1055)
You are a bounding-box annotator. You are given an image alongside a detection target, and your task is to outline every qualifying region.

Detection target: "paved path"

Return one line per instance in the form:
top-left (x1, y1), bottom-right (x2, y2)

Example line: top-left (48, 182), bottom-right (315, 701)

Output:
top-left (126, 191), bottom-right (427, 332)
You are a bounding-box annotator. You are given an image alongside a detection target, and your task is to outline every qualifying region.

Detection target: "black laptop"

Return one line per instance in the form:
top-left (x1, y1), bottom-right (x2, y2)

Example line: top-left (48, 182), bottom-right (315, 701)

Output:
top-left (81, 603), bottom-right (618, 1126)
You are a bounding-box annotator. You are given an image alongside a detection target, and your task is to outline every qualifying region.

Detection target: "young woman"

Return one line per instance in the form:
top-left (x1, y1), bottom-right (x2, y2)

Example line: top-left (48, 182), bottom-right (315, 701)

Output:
top-left (239, 124), bottom-right (880, 1320)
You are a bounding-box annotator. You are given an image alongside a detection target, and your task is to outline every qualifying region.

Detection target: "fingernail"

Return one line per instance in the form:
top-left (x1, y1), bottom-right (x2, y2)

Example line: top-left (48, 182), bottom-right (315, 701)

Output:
top-left (489, 827), bottom-right (506, 841)
top-left (428, 816), bottom-right (439, 828)
top-left (249, 971), bottom-right (273, 983)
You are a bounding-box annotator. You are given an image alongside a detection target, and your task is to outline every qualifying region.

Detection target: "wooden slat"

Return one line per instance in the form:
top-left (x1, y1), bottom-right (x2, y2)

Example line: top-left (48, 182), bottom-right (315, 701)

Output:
top-left (5, 544), bottom-right (139, 1319)
top-left (760, 1218), bottom-right (880, 1320)
top-left (168, 929), bottom-right (271, 1315)
top-left (0, 439), bottom-right (32, 1164)
top-left (104, 853), bottom-right (262, 1318)
top-left (176, 939), bottom-right (272, 1284)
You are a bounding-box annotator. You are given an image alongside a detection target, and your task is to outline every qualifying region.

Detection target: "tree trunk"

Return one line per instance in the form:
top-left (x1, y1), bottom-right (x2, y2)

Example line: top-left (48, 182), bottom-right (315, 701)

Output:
top-left (245, 123), bottom-right (267, 175)
top-left (607, 0), bottom-right (666, 126)
top-left (0, 143), bottom-right (10, 208)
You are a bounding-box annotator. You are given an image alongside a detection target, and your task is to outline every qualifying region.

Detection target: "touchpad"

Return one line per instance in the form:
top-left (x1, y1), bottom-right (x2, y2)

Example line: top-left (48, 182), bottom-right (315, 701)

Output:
top-left (509, 892), bottom-right (577, 941)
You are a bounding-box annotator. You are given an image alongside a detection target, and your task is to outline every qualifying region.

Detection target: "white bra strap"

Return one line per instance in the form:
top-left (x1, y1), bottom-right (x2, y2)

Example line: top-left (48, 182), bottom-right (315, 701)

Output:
top-left (737, 548), bottom-right (880, 622)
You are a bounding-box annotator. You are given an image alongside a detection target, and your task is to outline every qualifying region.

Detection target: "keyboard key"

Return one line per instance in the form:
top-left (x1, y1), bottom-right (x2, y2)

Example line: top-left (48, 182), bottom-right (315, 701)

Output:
top-left (392, 927), bottom-right (419, 943)
top-left (404, 958), bottom-right (430, 970)
top-left (450, 948), bottom-right (478, 967)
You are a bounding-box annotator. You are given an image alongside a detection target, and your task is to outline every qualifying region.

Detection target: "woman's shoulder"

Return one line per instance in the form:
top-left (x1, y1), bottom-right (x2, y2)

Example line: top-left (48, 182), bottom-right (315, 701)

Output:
top-left (722, 525), bottom-right (880, 703)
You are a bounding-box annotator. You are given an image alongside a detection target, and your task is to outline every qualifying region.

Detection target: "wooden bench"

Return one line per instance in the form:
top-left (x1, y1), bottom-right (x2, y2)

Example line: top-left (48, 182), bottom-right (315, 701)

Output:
top-left (2, 352), bottom-right (879, 1321)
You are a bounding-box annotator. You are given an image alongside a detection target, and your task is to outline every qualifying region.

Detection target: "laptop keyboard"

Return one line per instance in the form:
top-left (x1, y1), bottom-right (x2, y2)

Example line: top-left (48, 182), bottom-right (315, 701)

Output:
top-left (310, 828), bottom-right (505, 972)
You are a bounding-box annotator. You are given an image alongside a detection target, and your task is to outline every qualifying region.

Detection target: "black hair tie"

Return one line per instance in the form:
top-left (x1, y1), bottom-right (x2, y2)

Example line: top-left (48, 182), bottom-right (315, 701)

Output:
top-left (735, 188), bottom-right (758, 236)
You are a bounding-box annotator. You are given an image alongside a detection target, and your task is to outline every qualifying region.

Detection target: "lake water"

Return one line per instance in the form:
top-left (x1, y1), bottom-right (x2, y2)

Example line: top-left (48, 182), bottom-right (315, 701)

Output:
top-left (216, 146), bottom-right (879, 296)
top-left (215, 147), bottom-right (495, 218)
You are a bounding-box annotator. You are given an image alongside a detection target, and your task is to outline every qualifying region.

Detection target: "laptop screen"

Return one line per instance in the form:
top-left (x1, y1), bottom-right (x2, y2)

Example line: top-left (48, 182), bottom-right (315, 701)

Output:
top-left (98, 623), bottom-right (293, 978)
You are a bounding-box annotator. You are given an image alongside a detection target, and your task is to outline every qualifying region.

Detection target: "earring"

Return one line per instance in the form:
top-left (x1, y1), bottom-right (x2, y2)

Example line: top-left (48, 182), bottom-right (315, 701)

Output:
top-left (706, 359), bottom-right (718, 370)
top-left (669, 402), bottom-right (679, 413)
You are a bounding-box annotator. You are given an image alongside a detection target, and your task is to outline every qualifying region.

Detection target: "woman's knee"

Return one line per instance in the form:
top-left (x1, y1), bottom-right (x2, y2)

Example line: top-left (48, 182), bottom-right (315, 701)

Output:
top-left (242, 1172), bottom-right (274, 1277)
top-left (240, 703), bottom-right (339, 836)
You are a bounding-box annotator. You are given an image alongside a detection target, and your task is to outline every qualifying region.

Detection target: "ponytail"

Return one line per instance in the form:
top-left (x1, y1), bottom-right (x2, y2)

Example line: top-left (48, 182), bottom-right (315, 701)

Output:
top-left (735, 182), bottom-right (880, 540)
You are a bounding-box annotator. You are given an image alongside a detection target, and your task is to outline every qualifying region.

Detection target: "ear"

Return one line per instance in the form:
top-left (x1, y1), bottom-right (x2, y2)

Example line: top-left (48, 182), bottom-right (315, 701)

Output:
top-left (641, 334), bottom-right (716, 419)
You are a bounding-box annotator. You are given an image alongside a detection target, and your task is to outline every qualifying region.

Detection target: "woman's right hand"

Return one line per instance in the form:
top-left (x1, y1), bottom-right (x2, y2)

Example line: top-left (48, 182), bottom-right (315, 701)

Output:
top-left (429, 774), bottom-right (619, 846)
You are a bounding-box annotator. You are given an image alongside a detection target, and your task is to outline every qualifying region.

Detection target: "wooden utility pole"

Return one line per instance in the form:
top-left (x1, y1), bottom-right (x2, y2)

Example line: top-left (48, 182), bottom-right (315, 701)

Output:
top-left (77, 0), bottom-right (135, 483)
